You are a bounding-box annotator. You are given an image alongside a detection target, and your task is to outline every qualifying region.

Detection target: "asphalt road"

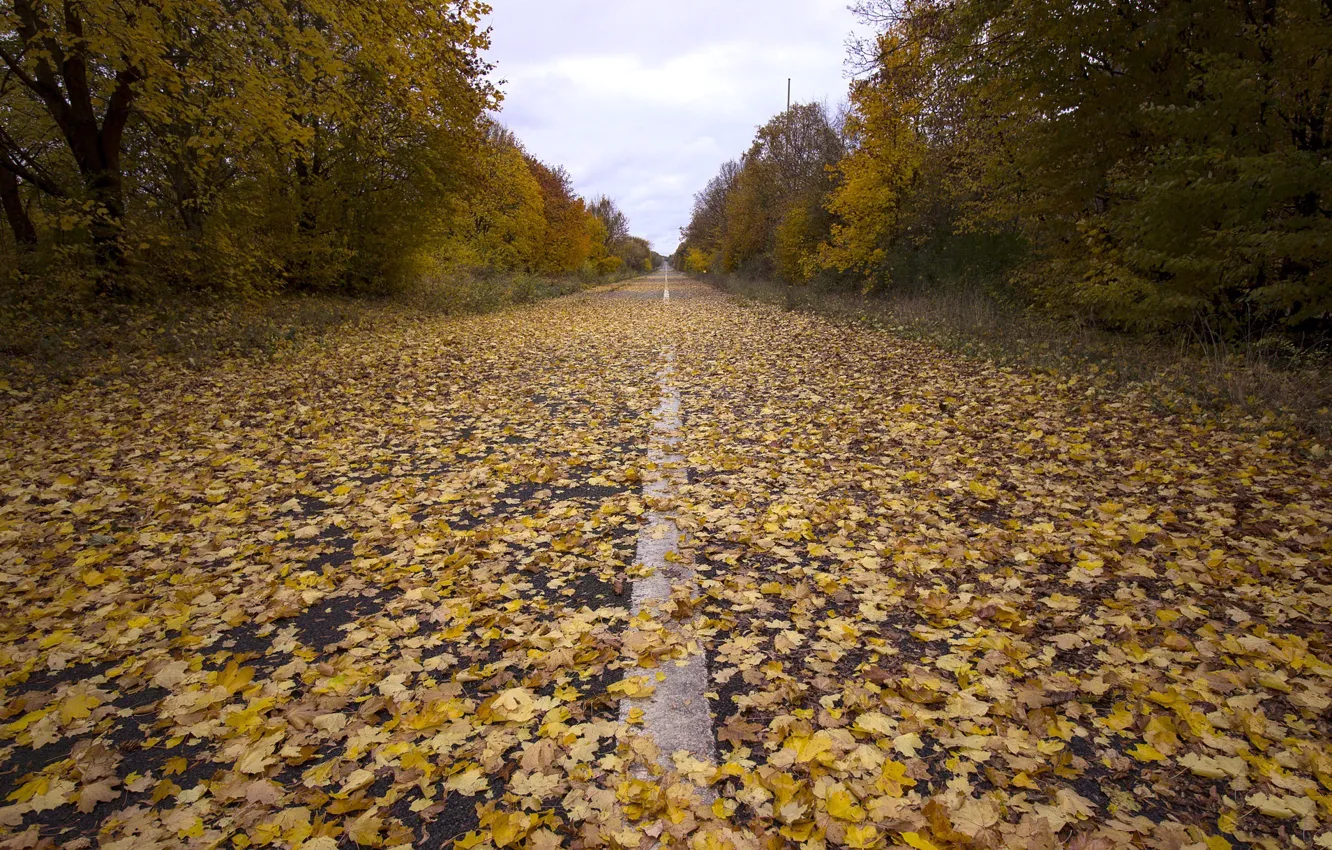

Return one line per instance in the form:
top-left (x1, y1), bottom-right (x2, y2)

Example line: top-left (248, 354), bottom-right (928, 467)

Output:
top-left (2, 272), bottom-right (1329, 849)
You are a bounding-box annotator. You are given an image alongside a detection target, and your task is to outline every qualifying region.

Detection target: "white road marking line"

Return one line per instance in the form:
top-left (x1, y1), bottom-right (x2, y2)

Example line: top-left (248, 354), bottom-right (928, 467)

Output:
top-left (618, 346), bottom-right (715, 784)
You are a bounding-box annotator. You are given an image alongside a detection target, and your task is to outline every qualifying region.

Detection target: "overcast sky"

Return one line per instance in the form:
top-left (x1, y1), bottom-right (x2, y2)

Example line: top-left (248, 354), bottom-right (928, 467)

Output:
top-left (482, 1), bottom-right (867, 254)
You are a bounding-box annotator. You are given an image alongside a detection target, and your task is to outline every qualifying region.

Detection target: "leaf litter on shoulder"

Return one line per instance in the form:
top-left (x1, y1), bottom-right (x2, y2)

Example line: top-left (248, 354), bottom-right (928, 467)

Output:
top-left (669, 288), bottom-right (1331, 850)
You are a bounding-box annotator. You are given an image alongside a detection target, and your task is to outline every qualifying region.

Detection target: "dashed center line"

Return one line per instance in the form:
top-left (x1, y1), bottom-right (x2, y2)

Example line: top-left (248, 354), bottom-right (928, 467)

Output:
top-left (617, 341), bottom-right (716, 785)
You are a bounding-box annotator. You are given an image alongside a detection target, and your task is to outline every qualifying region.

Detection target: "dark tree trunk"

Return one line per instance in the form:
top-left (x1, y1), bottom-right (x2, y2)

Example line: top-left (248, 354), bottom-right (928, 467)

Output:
top-left (293, 140), bottom-right (322, 235)
top-left (167, 160), bottom-right (205, 236)
top-left (0, 165), bottom-right (38, 248)
top-left (1, 0), bottom-right (140, 286)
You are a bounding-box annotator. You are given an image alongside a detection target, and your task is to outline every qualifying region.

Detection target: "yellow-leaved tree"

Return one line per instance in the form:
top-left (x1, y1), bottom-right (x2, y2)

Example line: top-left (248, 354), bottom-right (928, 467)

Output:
top-left (437, 125), bottom-right (547, 274)
top-left (0, 0), bottom-right (497, 292)
top-left (817, 32), bottom-right (926, 286)
top-left (677, 104), bottom-right (844, 283)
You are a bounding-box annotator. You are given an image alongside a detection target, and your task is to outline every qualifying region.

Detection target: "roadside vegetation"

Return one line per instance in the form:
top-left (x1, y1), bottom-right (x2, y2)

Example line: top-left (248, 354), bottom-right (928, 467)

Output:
top-left (674, 0), bottom-right (1331, 435)
top-left (0, 0), bottom-right (659, 363)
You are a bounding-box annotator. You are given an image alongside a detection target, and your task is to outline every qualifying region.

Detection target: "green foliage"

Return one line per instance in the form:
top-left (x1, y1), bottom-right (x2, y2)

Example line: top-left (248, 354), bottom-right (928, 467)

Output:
top-left (905, 0), bottom-right (1329, 329)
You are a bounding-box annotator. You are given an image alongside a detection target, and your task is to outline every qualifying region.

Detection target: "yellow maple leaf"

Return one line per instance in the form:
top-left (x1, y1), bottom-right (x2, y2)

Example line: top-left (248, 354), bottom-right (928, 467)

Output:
top-left (1104, 703), bottom-right (1135, 731)
top-left (893, 732), bottom-right (923, 757)
top-left (447, 767), bottom-right (488, 796)
top-left (952, 798), bottom-right (1000, 836)
top-left (877, 759), bottom-right (916, 797)
top-left (901, 833), bottom-right (941, 850)
top-left (1247, 791), bottom-right (1316, 820)
top-left (74, 779), bottom-right (119, 814)
top-left (6, 776), bottom-right (48, 804)
top-left (1144, 715), bottom-right (1180, 755)
top-left (607, 677), bottom-right (656, 699)
top-left (853, 711), bottom-right (895, 736)
top-left (844, 824), bottom-right (880, 848)
top-left (490, 687), bottom-right (537, 722)
top-left (236, 748), bottom-right (275, 775)
top-left (59, 693), bottom-right (100, 724)
top-left (968, 480), bottom-right (998, 500)
top-left (1126, 522), bottom-right (1156, 544)
top-left (1179, 752), bottom-right (1246, 780)
top-left (946, 691), bottom-right (990, 718)
top-left (346, 811), bottom-right (384, 847)
top-left (216, 662), bottom-right (255, 694)
top-left (785, 731), bottom-right (835, 764)
top-left (1129, 743), bottom-right (1167, 762)
top-left (487, 812), bottom-right (531, 848)
top-left (826, 787), bottom-right (866, 822)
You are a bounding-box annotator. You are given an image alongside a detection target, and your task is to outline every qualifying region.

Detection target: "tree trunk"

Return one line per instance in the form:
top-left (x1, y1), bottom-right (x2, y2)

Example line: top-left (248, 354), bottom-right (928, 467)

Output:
top-left (0, 165), bottom-right (38, 248)
top-left (83, 161), bottom-right (127, 274)
top-left (167, 159), bottom-right (205, 236)
top-left (1, 0), bottom-right (139, 285)
top-left (293, 131), bottom-right (322, 235)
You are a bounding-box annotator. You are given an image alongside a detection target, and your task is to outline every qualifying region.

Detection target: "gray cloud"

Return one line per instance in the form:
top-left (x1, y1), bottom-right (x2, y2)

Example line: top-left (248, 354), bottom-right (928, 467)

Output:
top-left (484, 1), bottom-right (865, 254)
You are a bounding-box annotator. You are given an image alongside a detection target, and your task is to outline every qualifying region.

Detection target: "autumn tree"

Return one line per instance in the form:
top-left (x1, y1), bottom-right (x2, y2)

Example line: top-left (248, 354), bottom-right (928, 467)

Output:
top-left (525, 157), bottom-right (594, 276)
top-left (679, 104), bottom-right (844, 282)
top-left (816, 31), bottom-right (927, 284)
top-left (614, 235), bottom-right (653, 273)
top-left (434, 123), bottom-right (547, 275)
top-left (684, 0), bottom-right (1328, 336)
top-left (847, 0), bottom-right (1332, 330)
top-left (0, 0), bottom-right (146, 273)
top-left (589, 194), bottom-right (643, 274)
top-left (678, 159), bottom-right (740, 274)
top-left (589, 195), bottom-right (630, 247)
top-left (0, 0), bottom-right (532, 295)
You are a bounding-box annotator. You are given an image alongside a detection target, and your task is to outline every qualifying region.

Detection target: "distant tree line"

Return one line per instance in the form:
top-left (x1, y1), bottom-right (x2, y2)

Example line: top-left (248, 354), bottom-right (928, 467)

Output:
top-left (0, 0), bottom-right (654, 296)
top-left (676, 0), bottom-right (1331, 335)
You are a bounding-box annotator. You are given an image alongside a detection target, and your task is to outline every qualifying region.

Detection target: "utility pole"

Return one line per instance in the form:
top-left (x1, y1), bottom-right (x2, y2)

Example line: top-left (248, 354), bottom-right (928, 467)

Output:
top-left (787, 78), bottom-right (791, 112)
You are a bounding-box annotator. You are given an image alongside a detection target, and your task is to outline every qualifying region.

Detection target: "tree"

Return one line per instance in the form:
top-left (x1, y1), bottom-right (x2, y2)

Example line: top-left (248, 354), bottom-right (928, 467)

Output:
top-left (849, 0), bottom-right (1332, 330)
top-left (679, 104), bottom-right (845, 283)
top-left (0, 0), bottom-right (498, 293)
top-left (682, 247), bottom-right (710, 275)
top-left (438, 127), bottom-right (546, 274)
top-left (817, 31), bottom-right (927, 284)
top-left (0, 0), bottom-right (144, 272)
top-left (588, 195), bottom-right (629, 247)
top-left (526, 157), bottom-right (594, 275)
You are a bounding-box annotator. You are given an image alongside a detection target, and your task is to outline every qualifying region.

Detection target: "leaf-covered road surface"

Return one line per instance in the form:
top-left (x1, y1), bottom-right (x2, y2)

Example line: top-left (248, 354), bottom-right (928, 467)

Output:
top-left (3, 277), bottom-right (1331, 850)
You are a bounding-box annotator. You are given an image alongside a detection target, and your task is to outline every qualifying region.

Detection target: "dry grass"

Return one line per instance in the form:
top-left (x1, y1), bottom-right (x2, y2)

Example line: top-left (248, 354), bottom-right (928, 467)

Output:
top-left (0, 272), bottom-right (601, 392)
top-left (397, 271), bottom-right (590, 315)
top-left (712, 274), bottom-right (1332, 442)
